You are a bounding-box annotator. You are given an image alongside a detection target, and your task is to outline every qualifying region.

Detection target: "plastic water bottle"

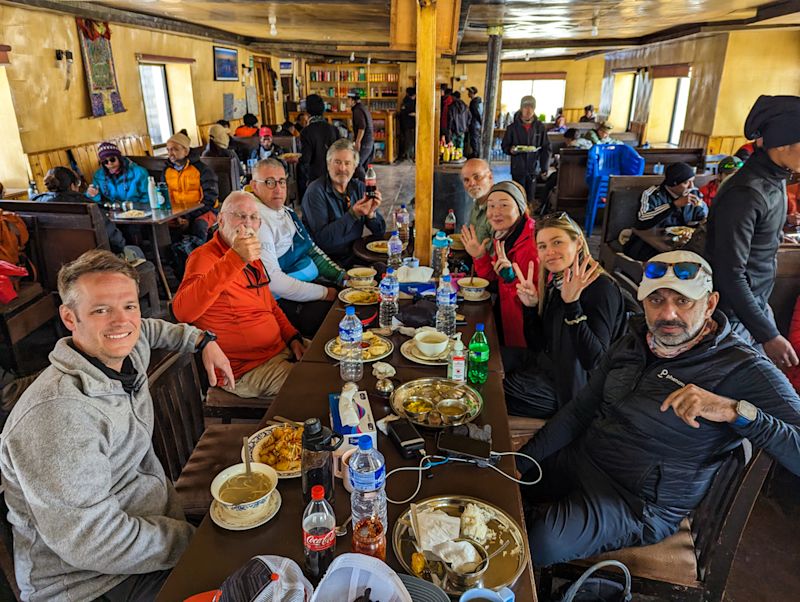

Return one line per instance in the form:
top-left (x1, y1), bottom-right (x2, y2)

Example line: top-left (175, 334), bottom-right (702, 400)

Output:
top-left (444, 208), bottom-right (457, 235)
top-left (387, 230), bottom-right (403, 268)
top-left (468, 323), bottom-right (490, 385)
top-left (339, 306), bottom-right (363, 382)
top-left (396, 204), bottom-right (411, 245)
top-left (147, 176), bottom-right (159, 209)
top-left (435, 275), bottom-right (457, 337)
top-left (379, 268), bottom-right (399, 328)
top-left (349, 436), bottom-right (387, 560)
top-left (431, 231), bottom-right (451, 278)
top-left (365, 164), bottom-right (378, 199)
top-left (302, 485), bottom-right (335, 582)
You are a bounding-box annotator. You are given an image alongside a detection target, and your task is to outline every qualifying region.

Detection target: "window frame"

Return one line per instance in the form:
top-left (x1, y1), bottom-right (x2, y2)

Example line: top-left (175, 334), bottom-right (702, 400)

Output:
top-left (138, 62), bottom-right (175, 149)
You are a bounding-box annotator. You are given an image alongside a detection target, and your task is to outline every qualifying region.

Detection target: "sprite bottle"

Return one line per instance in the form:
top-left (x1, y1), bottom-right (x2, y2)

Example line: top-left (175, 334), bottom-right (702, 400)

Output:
top-left (467, 323), bottom-right (489, 385)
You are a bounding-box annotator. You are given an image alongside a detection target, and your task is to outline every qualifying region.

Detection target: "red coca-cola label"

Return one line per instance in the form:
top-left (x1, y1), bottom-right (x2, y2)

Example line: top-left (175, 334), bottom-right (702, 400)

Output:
top-left (303, 529), bottom-right (335, 551)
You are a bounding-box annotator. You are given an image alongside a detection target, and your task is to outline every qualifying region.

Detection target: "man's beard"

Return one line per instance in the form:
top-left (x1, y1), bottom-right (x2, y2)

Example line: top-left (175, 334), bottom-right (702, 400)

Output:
top-left (649, 317), bottom-right (706, 347)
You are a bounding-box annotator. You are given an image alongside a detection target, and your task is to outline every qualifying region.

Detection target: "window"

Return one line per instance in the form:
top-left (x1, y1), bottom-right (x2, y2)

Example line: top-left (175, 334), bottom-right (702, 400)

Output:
top-left (500, 78), bottom-right (566, 122)
top-left (646, 74), bottom-right (691, 146)
top-left (139, 64), bottom-right (173, 147)
top-left (669, 77), bottom-right (690, 146)
top-left (608, 72), bottom-right (635, 131)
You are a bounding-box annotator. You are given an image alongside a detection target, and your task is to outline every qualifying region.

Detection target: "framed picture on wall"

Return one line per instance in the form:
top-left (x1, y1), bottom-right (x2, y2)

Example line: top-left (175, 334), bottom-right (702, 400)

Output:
top-left (213, 46), bottom-right (239, 81)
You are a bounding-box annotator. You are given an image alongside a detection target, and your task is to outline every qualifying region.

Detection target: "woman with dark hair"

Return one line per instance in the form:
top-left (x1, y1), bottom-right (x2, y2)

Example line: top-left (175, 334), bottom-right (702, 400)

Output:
top-left (234, 113), bottom-right (260, 137)
top-left (33, 167), bottom-right (127, 253)
top-left (86, 141), bottom-right (150, 205)
top-left (504, 211), bottom-right (626, 417)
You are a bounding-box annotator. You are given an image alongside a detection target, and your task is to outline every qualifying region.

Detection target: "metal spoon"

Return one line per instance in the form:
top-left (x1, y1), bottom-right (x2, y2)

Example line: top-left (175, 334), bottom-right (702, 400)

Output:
top-left (242, 436), bottom-right (251, 476)
top-left (335, 514), bottom-right (351, 537)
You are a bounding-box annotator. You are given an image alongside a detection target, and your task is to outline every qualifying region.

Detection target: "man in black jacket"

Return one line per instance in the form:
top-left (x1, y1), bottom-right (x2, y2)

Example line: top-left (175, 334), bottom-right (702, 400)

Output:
top-left (348, 92), bottom-right (374, 176)
top-left (466, 86), bottom-right (483, 159)
top-left (447, 91), bottom-right (471, 153)
top-left (517, 250), bottom-right (800, 566)
top-left (398, 87), bottom-right (416, 161)
top-left (298, 94), bottom-right (340, 200)
top-left (706, 95), bottom-right (800, 369)
top-left (501, 96), bottom-right (550, 205)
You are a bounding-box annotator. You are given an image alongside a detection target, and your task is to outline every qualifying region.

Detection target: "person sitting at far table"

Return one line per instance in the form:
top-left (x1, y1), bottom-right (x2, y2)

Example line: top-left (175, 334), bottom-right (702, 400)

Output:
top-left (624, 162), bottom-right (707, 261)
top-left (461, 158), bottom-right (495, 252)
top-left (461, 181), bottom-right (539, 348)
top-left (252, 159), bottom-right (345, 336)
top-left (250, 127), bottom-right (285, 163)
top-left (582, 122), bottom-right (624, 146)
top-left (0, 249), bottom-right (233, 602)
top-left (173, 192), bottom-right (306, 398)
top-left (86, 141), bottom-right (150, 206)
top-left (699, 155), bottom-right (743, 206)
top-left (504, 212), bottom-right (626, 418)
top-left (202, 124), bottom-right (242, 184)
top-left (516, 250), bottom-right (800, 567)
top-left (564, 127), bottom-right (592, 150)
top-left (301, 139), bottom-right (386, 268)
top-left (234, 113), bottom-right (259, 138)
top-left (579, 104), bottom-right (596, 123)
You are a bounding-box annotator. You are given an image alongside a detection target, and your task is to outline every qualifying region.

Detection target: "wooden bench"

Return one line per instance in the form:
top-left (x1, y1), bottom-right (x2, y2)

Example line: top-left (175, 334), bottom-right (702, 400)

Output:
top-left (127, 155), bottom-right (240, 202)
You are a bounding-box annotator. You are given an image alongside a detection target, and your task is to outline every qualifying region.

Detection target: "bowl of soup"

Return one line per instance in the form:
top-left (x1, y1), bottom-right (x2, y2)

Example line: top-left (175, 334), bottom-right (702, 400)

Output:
top-left (402, 396), bottom-right (434, 421)
top-left (436, 399), bottom-right (469, 425)
top-left (210, 463), bottom-right (278, 514)
top-left (457, 277), bottom-right (490, 301)
top-left (347, 267), bottom-right (377, 287)
top-left (414, 330), bottom-right (450, 358)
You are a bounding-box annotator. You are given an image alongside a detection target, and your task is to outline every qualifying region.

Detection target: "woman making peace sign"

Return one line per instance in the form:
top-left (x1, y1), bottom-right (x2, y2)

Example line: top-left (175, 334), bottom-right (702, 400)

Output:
top-left (505, 212), bottom-right (627, 418)
top-left (461, 181), bottom-right (538, 347)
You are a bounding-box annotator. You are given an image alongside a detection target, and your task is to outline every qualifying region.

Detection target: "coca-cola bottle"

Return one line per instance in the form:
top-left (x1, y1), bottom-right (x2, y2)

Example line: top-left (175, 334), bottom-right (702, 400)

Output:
top-left (302, 485), bottom-right (335, 582)
top-left (365, 164), bottom-right (378, 199)
top-left (444, 208), bottom-right (457, 234)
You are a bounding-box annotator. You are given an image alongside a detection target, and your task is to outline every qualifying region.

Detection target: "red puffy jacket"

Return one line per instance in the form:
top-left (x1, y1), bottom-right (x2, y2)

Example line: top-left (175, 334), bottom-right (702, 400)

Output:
top-left (787, 296), bottom-right (800, 391)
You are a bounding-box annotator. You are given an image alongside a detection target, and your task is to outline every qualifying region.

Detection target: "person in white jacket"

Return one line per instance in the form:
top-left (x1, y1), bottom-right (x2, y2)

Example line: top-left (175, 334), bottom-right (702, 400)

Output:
top-left (252, 159), bottom-right (346, 335)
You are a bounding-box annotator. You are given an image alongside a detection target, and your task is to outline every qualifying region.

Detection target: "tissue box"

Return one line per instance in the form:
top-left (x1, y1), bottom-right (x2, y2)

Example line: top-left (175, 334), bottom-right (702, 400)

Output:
top-left (399, 281), bottom-right (436, 296)
top-left (329, 390), bottom-right (378, 468)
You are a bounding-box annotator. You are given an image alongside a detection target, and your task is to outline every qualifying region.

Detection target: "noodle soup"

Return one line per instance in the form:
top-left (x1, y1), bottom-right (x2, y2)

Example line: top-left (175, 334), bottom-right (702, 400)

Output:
top-left (210, 463), bottom-right (278, 512)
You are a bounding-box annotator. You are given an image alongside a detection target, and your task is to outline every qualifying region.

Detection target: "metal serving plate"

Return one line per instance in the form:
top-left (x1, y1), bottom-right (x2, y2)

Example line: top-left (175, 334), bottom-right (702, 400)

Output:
top-left (390, 378), bottom-right (483, 429)
top-left (392, 495), bottom-right (527, 596)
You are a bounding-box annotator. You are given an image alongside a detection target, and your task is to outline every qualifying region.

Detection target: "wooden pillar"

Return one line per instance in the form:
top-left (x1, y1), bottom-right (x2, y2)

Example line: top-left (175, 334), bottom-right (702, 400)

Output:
top-left (479, 27), bottom-right (503, 162)
top-left (414, 0), bottom-right (437, 266)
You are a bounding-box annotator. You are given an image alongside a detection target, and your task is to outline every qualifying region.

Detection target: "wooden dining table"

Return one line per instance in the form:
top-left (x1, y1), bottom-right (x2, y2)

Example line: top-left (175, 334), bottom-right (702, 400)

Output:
top-left (155, 301), bottom-right (536, 601)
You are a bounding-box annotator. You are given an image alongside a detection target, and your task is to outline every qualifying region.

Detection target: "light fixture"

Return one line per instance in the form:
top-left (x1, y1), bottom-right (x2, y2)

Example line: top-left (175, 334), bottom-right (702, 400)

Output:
top-left (591, 16), bottom-right (598, 37)
top-left (350, 51), bottom-right (355, 62)
top-left (269, 15), bottom-right (278, 37)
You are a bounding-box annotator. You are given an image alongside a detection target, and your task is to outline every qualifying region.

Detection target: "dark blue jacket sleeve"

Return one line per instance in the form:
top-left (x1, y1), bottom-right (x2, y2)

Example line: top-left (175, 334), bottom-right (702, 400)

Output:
top-left (301, 184), bottom-right (362, 254)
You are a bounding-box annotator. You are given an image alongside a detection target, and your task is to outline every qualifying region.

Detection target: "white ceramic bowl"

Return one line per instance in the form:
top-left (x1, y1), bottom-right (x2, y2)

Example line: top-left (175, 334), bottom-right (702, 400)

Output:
top-left (458, 277), bottom-right (490, 301)
top-left (414, 330), bottom-right (450, 357)
top-left (210, 463), bottom-right (278, 514)
top-left (347, 267), bottom-right (377, 287)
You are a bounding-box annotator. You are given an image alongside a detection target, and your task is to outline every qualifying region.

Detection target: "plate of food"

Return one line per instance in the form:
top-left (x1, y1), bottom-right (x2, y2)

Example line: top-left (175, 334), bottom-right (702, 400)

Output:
top-left (665, 226), bottom-right (694, 238)
top-left (365, 240), bottom-right (408, 254)
top-left (241, 424), bottom-right (303, 478)
top-left (449, 233), bottom-right (465, 251)
top-left (115, 209), bottom-right (151, 219)
top-left (281, 152), bottom-right (301, 160)
top-left (390, 378), bottom-right (483, 429)
top-left (393, 495), bottom-right (527, 596)
top-left (325, 330), bottom-right (393, 363)
top-left (338, 287), bottom-right (380, 305)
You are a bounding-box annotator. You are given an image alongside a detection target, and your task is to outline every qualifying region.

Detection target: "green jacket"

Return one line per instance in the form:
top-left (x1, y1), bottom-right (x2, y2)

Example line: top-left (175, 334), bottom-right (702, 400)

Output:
top-left (469, 194), bottom-right (493, 252)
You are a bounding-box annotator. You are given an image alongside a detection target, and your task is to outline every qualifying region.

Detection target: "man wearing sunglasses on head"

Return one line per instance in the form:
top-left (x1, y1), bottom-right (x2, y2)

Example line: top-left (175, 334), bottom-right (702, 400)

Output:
top-left (515, 250), bottom-right (800, 567)
top-left (173, 192), bottom-right (306, 399)
top-left (706, 95), bottom-right (800, 370)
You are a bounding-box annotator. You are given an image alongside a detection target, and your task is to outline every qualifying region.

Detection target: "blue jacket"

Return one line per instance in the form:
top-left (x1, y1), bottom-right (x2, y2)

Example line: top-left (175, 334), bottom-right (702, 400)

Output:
top-left (633, 183), bottom-right (707, 230)
top-left (301, 175), bottom-right (385, 263)
top-left (86, 158), bottom-right (150, 205)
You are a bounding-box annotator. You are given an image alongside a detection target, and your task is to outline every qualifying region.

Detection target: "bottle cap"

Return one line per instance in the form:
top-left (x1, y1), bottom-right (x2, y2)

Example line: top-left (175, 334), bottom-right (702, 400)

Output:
top-left (391, 230), bottom-right (398, 236)
top-left (311, 485), bottom-right (325, 501)
top-left (401, 204), bottom-right (406, 209)
top-left (442, 275), bottom-right (451, 282)
top-left (358, 435), bottom-right (373, 451)
top-left (476, 323), bottom-right (485, 332)
top-left (345, 306), bottom-right (355, 315)
top-left (386, 267), bottom-right (394, 274)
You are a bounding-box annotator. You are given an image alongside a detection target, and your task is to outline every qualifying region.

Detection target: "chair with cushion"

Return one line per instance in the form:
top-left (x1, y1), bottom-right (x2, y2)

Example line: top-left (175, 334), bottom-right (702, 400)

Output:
top-left (147, 349), bottom-right (255, 521)
top-left (537, 441), bottom-right (773, 602)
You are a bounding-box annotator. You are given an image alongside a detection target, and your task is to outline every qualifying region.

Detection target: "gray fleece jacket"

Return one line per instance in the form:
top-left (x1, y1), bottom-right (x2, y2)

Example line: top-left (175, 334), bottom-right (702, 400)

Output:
top-left (0, 319), bottom-right (202, 601)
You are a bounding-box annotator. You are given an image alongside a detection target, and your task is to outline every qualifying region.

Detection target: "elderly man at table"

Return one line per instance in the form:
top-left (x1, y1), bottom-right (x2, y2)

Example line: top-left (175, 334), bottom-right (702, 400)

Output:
top-left (252, 158), bottom-right (345, 336)
top-left (0, 249), bottom-right (233, 602)
top-left (173, 191), bottom-right (306, 398)
top-left (461, 158), bottom-right (494, 252)
top-left (163, 131), bottom-right (219, 239)
top-left (516, 250), bottom-right (800, 567)
top-left (623, 162), bottom-right (707, 261)
top-left (706, 94), bottom-right (800, 369)
top-left (301, 138), bottom-right (386, 268)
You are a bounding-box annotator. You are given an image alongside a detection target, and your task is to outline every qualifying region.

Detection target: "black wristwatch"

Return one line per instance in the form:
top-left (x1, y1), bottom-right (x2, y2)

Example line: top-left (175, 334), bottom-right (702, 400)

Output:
top-left (196, 331), bottom-right (217, 354)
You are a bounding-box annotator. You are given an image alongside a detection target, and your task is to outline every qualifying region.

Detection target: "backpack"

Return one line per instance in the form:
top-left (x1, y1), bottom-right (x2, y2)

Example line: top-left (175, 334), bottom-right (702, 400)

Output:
top-left (0, 210), bottom-right (29, 267)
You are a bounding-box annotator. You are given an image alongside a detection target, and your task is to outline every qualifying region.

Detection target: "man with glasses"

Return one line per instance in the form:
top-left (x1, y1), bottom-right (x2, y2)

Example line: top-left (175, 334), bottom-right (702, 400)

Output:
top-left (461, 158), bottom-right (494, 252)
top-left (516, 250), bottom-right (800, 566)
top-left (301, 139), bottom-right (386, 268)
top-left (252, 159), bottom-right (345, 336)
top-left (173, 192), bottom-right (306, 398)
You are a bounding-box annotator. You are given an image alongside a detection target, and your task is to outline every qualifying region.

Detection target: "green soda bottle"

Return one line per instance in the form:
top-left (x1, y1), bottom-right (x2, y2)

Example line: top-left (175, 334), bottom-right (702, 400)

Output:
top-left (467, 323), bottom-right (489, 385)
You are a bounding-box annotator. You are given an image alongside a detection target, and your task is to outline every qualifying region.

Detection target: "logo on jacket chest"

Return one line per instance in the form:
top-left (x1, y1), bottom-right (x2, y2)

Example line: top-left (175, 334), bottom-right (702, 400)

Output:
top-left (657, 368), bottom-right (686, 388)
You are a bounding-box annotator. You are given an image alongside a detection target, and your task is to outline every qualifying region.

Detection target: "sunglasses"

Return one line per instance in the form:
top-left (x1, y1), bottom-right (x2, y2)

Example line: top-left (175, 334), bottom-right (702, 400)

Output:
top-left (102, 157), bottom-right (119, 165)
top-left (644, 261), bottom-right (706, 280)
top-left (244, 265), bottom-right (270, 289)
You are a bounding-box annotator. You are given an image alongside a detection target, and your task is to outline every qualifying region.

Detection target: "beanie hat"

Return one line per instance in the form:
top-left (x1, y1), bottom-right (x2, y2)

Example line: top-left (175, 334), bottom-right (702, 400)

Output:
top-left (259, 126), bottom-right (273, 137)
top-left (744, 95), bottom-right (800, 148)
top-left (306, 94), bottom-right (325, 116)
top-left (520, 95), bottom-right (536, 109)
top-left (167, 132), bottom-right (191, 150)
top-left (663, 162), bottom-right (695, 186)
top-left (489, 180), bottom-right (528, 215)
top-left (718, 155), bottom-right (744, 174)
top-left (98, 141), bottom-right (122, 162)
top-left (208, 124), bottom-right (230, 149)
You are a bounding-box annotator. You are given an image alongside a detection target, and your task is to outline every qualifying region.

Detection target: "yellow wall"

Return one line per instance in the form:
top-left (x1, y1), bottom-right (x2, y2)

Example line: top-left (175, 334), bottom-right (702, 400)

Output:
top-left (0, 4), bottom-right (280, 154)
top-left (647, 77), bottom-right (679, 144)
top-left (0, 67), bottom-right (29, 188)
top-left (608, 72), bottom-right (635, 129)
top-left (712, 30), bottom-right (800, 136)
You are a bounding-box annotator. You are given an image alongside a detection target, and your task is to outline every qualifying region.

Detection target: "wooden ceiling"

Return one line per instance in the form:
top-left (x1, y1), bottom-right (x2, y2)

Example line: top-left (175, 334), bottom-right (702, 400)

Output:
top-left (8, 0), bottom-right (799, 60)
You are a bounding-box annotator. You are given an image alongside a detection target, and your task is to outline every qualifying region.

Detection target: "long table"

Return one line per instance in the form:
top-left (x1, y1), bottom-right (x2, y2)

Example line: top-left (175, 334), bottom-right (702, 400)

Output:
top-left (156, 302), bottom-right (536, 601)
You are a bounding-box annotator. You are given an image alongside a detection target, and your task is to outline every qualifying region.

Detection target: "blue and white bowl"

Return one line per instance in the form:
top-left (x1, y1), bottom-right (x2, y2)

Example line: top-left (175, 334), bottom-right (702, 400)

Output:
top-left (210, 463), bottom-right (278, 515)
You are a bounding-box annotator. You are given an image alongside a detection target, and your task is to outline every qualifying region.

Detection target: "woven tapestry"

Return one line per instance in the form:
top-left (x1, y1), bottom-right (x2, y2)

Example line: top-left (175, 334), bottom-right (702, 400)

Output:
top-left (76, 18), bottom-right (126, 117)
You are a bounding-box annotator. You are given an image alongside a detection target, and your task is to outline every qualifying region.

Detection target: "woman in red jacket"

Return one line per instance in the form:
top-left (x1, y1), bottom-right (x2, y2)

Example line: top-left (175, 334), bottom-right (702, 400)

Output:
top-left (461, 180), bottom-right (538, 347)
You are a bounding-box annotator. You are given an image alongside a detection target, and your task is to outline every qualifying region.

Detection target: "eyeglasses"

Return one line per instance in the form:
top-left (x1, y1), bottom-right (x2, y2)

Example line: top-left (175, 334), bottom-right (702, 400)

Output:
top-left (244, 265), bottom-right (270, 289)
top-left (644, 261), bottom-right (707, 281)
top-left (252, 178), bottom-right (288, 189)
top-left (101, 157), bottom-right (119, 165)
top-left (224, 211), bottom-right (261, 224)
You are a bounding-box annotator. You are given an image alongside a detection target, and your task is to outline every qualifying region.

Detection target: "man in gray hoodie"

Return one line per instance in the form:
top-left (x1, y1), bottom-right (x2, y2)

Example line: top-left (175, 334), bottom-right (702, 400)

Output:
top-left (0, 250), bottom-right (234, 601)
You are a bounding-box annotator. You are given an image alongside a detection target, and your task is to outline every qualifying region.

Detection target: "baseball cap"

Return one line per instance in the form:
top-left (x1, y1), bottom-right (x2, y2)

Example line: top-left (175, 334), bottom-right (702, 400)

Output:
top-left (520, 95), bottom-right (536, 109)
top-left (637, 250), bottom-right (713, 301)
top-left (259, 126), bottom-right (273, 137)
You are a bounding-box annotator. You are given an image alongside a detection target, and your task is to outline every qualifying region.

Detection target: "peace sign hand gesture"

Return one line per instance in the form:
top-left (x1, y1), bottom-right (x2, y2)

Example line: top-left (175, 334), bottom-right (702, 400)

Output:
top-left (492, 240), bottom-right (512, 275)
top-left (560, 254), bottom-right (601, 304)
top-left (513, 260), bottom-right (539, 307)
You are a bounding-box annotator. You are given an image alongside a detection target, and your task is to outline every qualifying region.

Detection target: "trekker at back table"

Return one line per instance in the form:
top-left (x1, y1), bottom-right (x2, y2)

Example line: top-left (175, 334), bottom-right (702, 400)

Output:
top-left (501, 95), bottom-right (550, 206)
top-left (348, 91), bottom-right (374, 176)
top-left (86, 141), bottom-right (150, 206)
top-left (298, 94), bottom-right (341, 199)
top-left (705, 94), bottom-right (800, 368)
